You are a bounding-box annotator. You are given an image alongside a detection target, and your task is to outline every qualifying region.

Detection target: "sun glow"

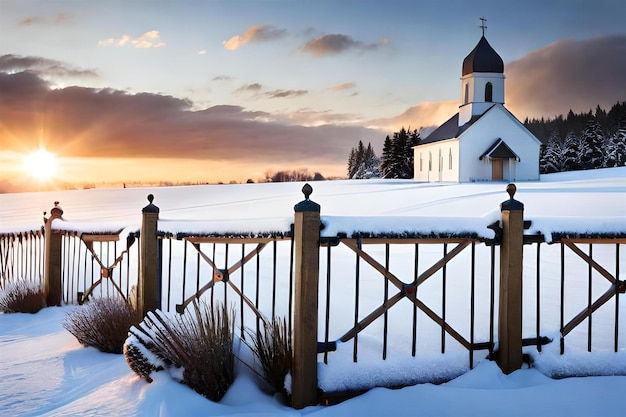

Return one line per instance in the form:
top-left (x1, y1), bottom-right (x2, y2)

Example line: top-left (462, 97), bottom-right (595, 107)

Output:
top-left (23, 148), bottom-right (58, 181)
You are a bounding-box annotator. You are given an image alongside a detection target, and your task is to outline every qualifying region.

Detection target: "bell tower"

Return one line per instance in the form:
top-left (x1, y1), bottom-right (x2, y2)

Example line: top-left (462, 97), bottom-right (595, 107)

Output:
top-left (458, 18), bottom-right (505, 126)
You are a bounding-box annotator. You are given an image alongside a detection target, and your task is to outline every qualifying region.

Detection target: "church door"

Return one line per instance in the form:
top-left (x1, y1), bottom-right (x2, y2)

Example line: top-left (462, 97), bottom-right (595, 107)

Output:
top-left (492, 158), bottom-right (503, 180)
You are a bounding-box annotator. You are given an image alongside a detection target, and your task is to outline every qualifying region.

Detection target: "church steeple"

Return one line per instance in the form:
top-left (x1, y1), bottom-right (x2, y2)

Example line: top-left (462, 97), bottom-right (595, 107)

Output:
top-left (458, 18), bottom-right (505, 126)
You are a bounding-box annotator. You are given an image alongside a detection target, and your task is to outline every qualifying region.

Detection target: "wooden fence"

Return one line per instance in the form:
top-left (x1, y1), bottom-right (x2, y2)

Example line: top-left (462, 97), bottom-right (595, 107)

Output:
top-left (1, 184), bottom-right (624, 408)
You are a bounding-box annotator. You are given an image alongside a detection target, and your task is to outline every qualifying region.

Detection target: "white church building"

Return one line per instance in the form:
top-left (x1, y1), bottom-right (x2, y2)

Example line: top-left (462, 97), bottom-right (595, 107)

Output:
top-left (414, 32), bottom-right (541, 182)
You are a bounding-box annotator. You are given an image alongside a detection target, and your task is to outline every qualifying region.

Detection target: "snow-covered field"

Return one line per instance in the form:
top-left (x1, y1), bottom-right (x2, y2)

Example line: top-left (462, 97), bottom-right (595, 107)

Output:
top-left (1, 167), bottom-right (625, 416)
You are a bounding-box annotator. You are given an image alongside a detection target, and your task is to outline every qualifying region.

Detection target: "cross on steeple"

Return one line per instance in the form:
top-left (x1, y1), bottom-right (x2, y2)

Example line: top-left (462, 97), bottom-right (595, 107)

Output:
top-left (479, 17), bottom-right (487, 36)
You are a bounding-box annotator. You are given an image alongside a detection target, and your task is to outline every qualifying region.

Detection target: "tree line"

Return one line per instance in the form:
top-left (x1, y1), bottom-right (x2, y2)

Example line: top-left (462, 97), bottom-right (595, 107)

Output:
top-left (530, 102), bottom-right (626, 173)
top-left (347, 127), bottom-right (421, 179)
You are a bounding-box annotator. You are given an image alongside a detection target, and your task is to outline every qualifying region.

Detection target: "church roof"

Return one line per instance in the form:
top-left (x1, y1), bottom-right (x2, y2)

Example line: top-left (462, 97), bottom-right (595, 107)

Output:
top-left (462, 36), bottom-right (504, 76)
top-left (479, 138), bottom-right (520, 161)
top-left (420, 111), bottom-right (488, 145)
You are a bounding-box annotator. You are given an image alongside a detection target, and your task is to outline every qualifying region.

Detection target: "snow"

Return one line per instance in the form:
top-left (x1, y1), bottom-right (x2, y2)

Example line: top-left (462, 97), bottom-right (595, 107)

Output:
top-left (1, 306), bottom-right (625, 416)
top-left (2, 167), bottom-right (625, 242)
top-left (1, 167), bottom-right (626, 416)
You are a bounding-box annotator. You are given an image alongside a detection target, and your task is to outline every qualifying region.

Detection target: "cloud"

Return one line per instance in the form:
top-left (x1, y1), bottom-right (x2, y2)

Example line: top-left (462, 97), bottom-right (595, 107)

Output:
top-left (299, 34), bottom-right (386, 57)
top-left (367, 101), bottom-right (460, 133)
top-left (234, 84), bottom-right (307, 99)
top-left (197, 49), bottom-right (207, 55)
top-left (271, 108), bottom-right (362, 127)
top-left (18, 13), bottom-right (71, 26)
top-left (0, 66), bottom-right (383, 177)
top-left (98, 30), bottom-right (165, 48)
top-left (368, 35), bottom-right (626, 134)
top-left (0, 54), bottom-right (98, 79)
top-left (328, 82), bottom-right (357, 92)
top-left (18, 17), bottom-right (41, 26)
top-left (223, 25), bottom-right (286, 51)
top-left (505, 35), bottom-right (626, 120)
top-left (235, 83), bottom-right (263, 94)
top-left (266, 89), bottom-right (308, 99)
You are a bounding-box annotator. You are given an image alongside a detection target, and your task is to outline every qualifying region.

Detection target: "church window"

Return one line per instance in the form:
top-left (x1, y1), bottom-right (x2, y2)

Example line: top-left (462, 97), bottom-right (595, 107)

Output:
top-left (448, 149), bottom-right (452, 170)
top-left (428, 152), bottom-right (432, 171)
top-left (439, 149), bottom-right (443, 172)
top-left (419, 153), bottom-right (423, 171)
top-left (464, 83), bottom-right (469, 104)
top-left (485, 82), bottom-right (493, 102)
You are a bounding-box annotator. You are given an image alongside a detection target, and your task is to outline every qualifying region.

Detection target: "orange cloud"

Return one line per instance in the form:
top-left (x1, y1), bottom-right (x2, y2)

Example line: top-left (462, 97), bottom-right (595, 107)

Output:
top-left (223, 25), bottom-right (286, 50)
top-left (98, 30), bottom-right (165, 48)
top-left (367, 101), bottom-right (460, 133)
top-left (328, 82), bottom-right (357, 92)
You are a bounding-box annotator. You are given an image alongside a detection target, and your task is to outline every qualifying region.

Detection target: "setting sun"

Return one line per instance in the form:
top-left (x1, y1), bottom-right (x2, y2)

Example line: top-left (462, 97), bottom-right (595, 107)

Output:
top-left (23, 148), bottom-right (58, 181)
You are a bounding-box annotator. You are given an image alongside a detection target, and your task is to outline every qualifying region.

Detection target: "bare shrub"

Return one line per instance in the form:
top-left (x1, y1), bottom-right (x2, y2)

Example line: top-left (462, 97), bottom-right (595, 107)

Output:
top-left (126, 300), bottom-right (235, 402)
top-left (63, 296), bottom-right (139, 354)
top-left (244, 317), bottom-right (292, 396)
top-left (0, 280), bottom-right (46, 314)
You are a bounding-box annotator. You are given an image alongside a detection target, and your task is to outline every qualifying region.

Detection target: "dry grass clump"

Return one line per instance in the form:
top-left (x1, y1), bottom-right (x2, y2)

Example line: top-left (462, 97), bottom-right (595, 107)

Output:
top-left (245, 317), bottom-right (292, 396)
top-left (63, 296), bottom-right (139, 354)
top-left (0, 280), bottom-right (46, 314)
top-left (125, 301), bottom-right (235, 402)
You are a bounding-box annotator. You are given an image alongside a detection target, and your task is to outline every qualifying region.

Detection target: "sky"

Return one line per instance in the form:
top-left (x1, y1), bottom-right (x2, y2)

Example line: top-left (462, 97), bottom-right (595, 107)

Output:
top-left (1, 0), bottom-right (625, 191)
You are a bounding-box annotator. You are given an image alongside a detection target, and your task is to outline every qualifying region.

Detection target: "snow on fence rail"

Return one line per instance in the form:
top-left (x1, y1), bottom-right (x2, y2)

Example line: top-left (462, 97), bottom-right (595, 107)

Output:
top-left (1, 184), bottom-right (625, 406)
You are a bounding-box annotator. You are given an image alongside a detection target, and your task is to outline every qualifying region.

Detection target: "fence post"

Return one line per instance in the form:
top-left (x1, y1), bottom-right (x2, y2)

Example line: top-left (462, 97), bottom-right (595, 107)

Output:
top-left (138, 194), bottom-right (160, 318)
top-left (497, 183), bottom-right (524, 374)
top-left (43, 202), bottom-right (64, 306)
top-left (292, 183), bottom-right (320, 408)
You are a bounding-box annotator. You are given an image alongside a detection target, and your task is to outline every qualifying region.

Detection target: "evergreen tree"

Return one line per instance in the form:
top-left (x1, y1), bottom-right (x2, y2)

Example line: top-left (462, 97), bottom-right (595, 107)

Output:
top-left (604, 117), bottom-right (626, 167)
top-left (347, 141), bottom-right (381, 179)
top-left (347, 148), bottom-right (357, 179)
top-left (353, 143), bottom-right (381, 179)
top-left (388, 128), bottom-right (408, 178)
top-left (540, 129), bottom-right (563, 173)
top-left (404, 129), bottom-right (421, 178)
top-left (562, 130), bottom-right (582, 171)
top-left (579, 119), bottom-right (604, 169)
top-left (380, 136), bottom-right (393, 178)
top-left (378, 127), bottom-right (421, 179)
top-left (347, 140), bottom-right (366, 178)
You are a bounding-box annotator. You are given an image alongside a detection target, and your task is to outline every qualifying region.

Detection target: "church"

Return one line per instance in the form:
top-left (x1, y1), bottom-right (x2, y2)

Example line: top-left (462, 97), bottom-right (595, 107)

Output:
top-left (413, 25), bottom-right (541, 182)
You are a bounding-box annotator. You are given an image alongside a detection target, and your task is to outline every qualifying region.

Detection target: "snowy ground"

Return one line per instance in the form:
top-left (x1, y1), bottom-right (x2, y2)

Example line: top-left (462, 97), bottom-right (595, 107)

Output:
top-left (1, 167), bottom-right (625, 416)
top-left (1, 306), bottom-right (625, 417)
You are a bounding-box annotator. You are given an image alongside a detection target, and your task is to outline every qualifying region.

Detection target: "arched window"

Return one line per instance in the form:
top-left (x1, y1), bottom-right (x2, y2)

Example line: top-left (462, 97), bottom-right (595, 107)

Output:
top-left (428, 152), bottom-right (432, 171)
top-left (419, 153), bottom-right (423, 171)
top-left (464, 83), bottom-right (469, 104)
top-left (485, 82), bottom-right (493, 102)
top-left (439, 149), bottom-right (443, 172)
top-left (448, 148), bottom-right (453, 170)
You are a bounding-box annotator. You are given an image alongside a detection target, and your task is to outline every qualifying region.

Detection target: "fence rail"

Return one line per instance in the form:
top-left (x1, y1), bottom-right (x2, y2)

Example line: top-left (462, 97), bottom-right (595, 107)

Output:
top-left (1, 184), bottom-right (624, 407)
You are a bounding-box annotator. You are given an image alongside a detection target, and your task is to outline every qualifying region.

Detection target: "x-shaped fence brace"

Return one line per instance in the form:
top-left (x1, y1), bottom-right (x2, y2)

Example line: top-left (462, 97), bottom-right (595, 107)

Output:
top-left (77, 232), bottom-right (133, 304)
top-left (175, 237), bottom-right (271, 328)
top-left (329, 238), bottom-right (478, 351)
